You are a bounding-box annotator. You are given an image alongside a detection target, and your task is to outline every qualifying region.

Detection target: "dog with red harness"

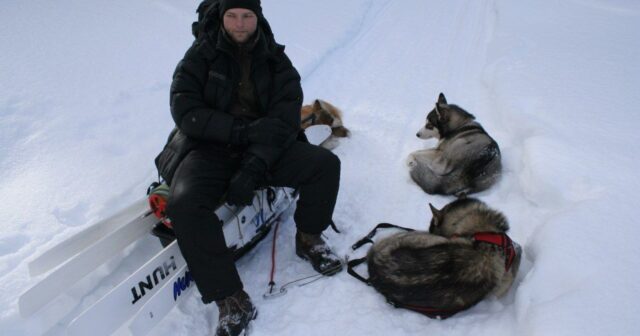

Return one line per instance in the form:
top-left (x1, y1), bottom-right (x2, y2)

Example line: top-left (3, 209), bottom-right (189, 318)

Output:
top-left (348, 198), bottom-right (521, 319)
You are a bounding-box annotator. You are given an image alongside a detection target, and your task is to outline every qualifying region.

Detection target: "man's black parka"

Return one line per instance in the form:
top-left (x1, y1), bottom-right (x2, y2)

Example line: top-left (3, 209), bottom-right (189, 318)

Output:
top-left (158, 3), bottom-right (303, 183)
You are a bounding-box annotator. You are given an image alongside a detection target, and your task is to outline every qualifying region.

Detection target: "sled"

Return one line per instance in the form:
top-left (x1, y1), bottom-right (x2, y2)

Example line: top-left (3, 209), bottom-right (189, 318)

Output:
top-left (19, 125), bottom-right (332, 336)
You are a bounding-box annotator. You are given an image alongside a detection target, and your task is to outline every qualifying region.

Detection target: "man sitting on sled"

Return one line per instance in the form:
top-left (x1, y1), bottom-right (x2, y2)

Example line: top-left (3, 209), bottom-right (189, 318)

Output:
top-left (155, 1), bottom-right (343, 335)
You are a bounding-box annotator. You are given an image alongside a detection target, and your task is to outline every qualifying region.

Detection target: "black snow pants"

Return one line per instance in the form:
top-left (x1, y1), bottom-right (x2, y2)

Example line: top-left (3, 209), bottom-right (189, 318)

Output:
top-left (166, 141), bottom-right (340, 304)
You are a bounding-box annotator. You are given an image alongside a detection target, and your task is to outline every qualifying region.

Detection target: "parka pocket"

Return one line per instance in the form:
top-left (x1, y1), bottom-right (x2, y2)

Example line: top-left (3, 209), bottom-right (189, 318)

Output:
top-left (204, 69), bottom-right (232, 105)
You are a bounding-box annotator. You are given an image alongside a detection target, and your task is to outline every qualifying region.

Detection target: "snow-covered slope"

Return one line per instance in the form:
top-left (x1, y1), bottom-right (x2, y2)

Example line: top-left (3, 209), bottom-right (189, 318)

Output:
top-left (1, 0), bottom-right (639, 335)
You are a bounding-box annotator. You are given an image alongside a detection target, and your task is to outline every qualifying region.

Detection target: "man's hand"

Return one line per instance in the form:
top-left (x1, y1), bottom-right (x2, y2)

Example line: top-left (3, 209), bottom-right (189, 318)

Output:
top-left (226, 155), bottom-right (267, 206)
top-left (230, 117), bottom-right (292, 147)
top-left (247, 117), bottom-right (293, 146)
top-left (226, 170), bottom-right (258, 206)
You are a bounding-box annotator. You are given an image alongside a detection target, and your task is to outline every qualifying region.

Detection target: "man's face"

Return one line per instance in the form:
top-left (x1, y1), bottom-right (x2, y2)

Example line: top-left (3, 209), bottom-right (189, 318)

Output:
top-left (223, 8), bottom-right (258, 44)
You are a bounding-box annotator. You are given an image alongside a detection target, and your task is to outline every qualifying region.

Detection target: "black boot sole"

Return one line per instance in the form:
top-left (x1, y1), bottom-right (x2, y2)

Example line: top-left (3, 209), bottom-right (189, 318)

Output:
top-left (241, 309), bottom-right (258, 336)
top-left (216, 305), bottom-right (258, 336)
top-left (295, 249), bottom-right (343, 276)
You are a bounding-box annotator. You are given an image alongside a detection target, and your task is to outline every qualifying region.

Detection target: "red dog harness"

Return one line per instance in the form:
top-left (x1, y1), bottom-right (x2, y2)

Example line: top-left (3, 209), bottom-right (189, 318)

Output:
top-left (472, 232), bottom-right (517, 271)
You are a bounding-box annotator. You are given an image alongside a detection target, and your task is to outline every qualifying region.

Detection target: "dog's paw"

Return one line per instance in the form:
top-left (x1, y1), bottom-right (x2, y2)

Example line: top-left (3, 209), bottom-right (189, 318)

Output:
top-left (406, 155), bottom-right (417, 168)
top-left (319, 136), bottom-right (340, 150)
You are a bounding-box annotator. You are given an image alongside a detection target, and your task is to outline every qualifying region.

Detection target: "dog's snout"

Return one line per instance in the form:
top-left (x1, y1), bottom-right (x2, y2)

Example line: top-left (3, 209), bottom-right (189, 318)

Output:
top-left (416, 133), bottom-right (420, 138)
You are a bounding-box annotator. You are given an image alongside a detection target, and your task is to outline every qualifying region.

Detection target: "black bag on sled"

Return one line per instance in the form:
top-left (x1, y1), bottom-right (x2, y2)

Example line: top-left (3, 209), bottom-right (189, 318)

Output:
top-left (154, 127), bottom-right (198, 186)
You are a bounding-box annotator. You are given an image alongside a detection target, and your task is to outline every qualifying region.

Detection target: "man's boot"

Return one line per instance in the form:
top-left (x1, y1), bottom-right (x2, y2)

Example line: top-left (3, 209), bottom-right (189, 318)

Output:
top-left (214, 290), bottom-right (257, 336)
top-left (295, 231), bottom-right (343, 275)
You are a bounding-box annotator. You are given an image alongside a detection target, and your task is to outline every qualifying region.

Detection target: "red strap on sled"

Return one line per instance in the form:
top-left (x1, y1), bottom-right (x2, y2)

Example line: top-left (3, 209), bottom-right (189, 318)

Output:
top-left (147, 182), bottom-right (173, 228)
top-left (149, 193), bottom-right (172, 228)
top-left (473, 232), bottom-right (516, 271)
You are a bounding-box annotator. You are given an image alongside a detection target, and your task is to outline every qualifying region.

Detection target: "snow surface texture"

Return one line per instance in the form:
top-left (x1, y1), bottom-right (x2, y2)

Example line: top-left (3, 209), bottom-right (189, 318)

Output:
top-left (1, 0), bottom-right (640, 335)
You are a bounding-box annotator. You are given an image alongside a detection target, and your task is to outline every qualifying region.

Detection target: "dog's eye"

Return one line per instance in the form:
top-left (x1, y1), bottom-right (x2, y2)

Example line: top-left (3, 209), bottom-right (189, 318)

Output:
top-left (426, 124), bottom-right (434, 130)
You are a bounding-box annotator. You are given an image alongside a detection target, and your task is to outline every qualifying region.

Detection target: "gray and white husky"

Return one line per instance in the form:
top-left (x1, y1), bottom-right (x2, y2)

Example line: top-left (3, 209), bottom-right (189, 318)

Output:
top-left (407, 93), bottom-right (502, 196)
top-left (368, 198), bottom-right (521, 318)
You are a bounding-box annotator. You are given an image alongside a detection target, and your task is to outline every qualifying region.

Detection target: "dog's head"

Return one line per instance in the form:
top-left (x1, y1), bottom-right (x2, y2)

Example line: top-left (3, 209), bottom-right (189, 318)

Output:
top-left (302, 99), bottom-right (350, 138)
top-left (417, 93), bottom-right (476, 140)
top-left (311, 100), bottom-right (336, 126)
top-left (428, 198), bottom-right (509, 237)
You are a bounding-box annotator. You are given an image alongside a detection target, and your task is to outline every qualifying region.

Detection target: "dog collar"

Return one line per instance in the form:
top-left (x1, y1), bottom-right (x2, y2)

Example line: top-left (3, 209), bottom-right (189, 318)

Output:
top-left (441, 124), bottom-right (485, 138)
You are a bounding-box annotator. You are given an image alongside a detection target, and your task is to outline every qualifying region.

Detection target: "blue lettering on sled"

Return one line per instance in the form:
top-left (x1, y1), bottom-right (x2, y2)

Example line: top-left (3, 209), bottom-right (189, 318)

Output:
top-left (173, 270), bottom-right (193, 301)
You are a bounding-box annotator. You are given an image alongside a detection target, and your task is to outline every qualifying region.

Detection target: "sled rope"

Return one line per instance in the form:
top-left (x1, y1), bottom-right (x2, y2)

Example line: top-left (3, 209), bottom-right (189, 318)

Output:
top-left (263, 216), bottom-right (344, 298)
top-left (265, 219), bottom-right (281, 296)
top-left (259, 190), bottom-right (266, 225)
top-left (280, 261), bottom-right (344, 288)
top-left (223, 203), bottom-right (246, 241)
top-left (264, 258), bottom-right (344, 299)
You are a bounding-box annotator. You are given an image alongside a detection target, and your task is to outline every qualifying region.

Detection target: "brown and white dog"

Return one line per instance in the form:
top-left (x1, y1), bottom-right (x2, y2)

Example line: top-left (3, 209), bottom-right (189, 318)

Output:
top-left (300, 99), bottom-right (350, 149)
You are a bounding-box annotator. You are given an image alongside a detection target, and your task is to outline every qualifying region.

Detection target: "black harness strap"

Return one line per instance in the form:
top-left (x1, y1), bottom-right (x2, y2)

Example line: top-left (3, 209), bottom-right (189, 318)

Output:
top-left (351, 223), bottom-right (415, 250)
top-left (347, 223), bottom-right (416, 286)
top-left (396, 303), bottom-right (464, 319)
top-left (346, 257), bottom-right (370, 285)
top-left (329, 221), bottom-right (341, 234)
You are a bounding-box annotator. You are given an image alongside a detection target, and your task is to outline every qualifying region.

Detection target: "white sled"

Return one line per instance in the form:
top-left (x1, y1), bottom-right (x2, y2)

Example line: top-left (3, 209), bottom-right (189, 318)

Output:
top-left (19, 125), bottom-right (332, 336)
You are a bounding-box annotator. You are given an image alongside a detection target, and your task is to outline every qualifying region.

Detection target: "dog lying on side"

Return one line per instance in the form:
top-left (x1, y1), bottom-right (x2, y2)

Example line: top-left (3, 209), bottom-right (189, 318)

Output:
top-left (300, 99), bottom-right (350, 149)
top-left (407, 93), bottom-right (501, 196)
top-left (367, 198), bottom-right (521, 318)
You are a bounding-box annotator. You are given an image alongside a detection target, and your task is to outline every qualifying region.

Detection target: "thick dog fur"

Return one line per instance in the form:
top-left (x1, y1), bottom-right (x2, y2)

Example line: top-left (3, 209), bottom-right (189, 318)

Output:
top-left (301, 99), bottom-right (350, 149)
top-left (407, 93), bottom-right (502, 196)
top-left (367, 198), bottom-right (521, 316)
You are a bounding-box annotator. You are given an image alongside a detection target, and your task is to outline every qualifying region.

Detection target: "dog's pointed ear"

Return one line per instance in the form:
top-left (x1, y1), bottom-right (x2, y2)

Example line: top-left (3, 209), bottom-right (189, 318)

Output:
top-left (434, 103), bottom-right (443, 120)
top-left (429, 203), bottom-right (442, 227)
top-left (313, 99), bottom-right (322, 111)
top-left (438, 93), bottom-right (447, 105)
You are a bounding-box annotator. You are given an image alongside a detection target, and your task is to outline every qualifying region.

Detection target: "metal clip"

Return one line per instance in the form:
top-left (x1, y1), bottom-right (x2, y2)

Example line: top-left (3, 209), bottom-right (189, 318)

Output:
top-left (263, 282), bottom-right (287, 299)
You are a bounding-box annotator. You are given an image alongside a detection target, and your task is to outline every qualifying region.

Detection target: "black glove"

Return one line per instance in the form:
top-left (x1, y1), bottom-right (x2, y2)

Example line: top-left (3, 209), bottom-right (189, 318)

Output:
top-left (229, 118), bottom-right (292, 147)
top-left (226, 155), bottom-right (267, 206)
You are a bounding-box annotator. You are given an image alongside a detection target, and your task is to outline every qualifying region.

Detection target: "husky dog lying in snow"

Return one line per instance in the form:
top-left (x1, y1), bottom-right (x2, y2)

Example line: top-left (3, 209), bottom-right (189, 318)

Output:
top-left (407, 93), bottom-right (501, 196)
top-left (300, 99), bottom-right (350, 149)
top-left (367, 198), bottom-right (521, 318)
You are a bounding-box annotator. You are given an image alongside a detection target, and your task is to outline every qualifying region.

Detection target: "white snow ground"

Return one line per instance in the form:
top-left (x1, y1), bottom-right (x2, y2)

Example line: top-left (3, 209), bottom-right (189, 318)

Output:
top-left (1, 0), bottom-right (640, 335)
